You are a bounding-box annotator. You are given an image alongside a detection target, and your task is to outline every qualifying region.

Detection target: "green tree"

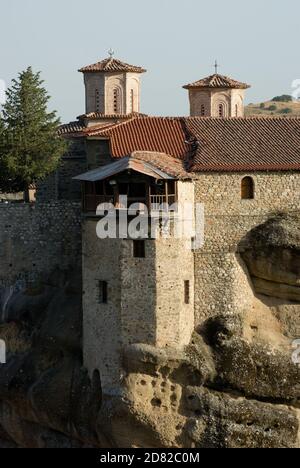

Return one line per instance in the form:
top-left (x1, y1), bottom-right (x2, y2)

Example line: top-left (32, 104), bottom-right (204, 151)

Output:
top-left (272, 95), bottom-right (293, 103)
top-left (0, 67), bottom-right (66, 194)
top-left (280, 107), bottom-right (292, 114)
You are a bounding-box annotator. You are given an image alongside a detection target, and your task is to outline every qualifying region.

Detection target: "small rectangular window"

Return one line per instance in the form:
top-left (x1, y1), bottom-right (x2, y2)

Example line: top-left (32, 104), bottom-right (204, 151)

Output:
top-left (98, 281), bottom-right (108, 304)
top-left (133, 240), bottom-right (145, 258)
top-left (184, 280), bottom-right (190, 305)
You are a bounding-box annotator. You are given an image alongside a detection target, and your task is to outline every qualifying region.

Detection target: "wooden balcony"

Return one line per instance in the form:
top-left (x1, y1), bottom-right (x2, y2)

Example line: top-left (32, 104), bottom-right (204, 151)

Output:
top-left (82, 179), bottom-right (177, 214)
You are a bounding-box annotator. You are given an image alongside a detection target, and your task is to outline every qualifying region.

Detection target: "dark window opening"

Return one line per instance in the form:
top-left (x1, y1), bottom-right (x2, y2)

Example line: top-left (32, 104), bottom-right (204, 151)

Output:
top-left (241, 177), bottom-right (254, 200)
top-left (201, 104), bottom-right (205, 116)
top-left (133, 240), bottom-right (146, 258)
top-left (113, 88), bottom-right (120, 113)
top-left (98, 281), bottom-right (108, 304)
top-left (85, 181), bottom-right (94, 195)
top-left (129, 183), bottom-right (146, 198)
top-left (219, 103), bottom-right (225, 118)
top-left (119, 183), bottom-right (129, 195)
top-left (184, 280), bottom-right (190, 305)
top-left (95, 181), bottom-right (104, 195)
top-left (104, 180), bottom-right (114, 196)
top-left (95, 89), bottom-right (100, 111)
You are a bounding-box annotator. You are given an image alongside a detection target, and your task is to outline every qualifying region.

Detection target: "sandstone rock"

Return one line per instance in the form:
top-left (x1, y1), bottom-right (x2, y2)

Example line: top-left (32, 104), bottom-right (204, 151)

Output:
top-left (241, 213), bottom-right (300, 301)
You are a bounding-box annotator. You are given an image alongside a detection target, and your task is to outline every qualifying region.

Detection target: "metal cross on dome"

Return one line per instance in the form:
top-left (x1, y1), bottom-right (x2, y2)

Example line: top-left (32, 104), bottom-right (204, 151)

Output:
top-left (108, 48), bottom-right (115, 58)
top-left (214, 60), bottom-right (219, 74)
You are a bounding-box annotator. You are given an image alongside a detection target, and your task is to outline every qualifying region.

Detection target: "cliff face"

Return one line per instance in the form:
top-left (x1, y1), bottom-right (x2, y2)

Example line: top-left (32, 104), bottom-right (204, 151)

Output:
top-left (0, 214), bottom-right (299, 448)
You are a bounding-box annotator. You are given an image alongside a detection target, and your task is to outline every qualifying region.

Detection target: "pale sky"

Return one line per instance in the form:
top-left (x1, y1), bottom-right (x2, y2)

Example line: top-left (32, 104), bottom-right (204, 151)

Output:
top-left (1, 0), bottom-right (300, 122)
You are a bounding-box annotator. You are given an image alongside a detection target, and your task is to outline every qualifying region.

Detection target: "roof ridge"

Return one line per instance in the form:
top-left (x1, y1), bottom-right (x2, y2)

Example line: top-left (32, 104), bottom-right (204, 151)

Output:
top-left (79, 56), bottom-right (146, 73)
top-left (77, 111), bottom-right (148, 120)
top-left (185, 116), bottom-right (300, 121)
top-left (183, 73), bottom-right (250, 90)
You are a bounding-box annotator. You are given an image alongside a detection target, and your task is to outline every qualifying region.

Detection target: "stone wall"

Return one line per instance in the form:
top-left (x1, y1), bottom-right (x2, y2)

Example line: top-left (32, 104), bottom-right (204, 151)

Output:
top-left (188, 88), bottom-right (246, 117)
top-left (84, 73), bottom-right (105, 114)
top-left (193, 171), bottom-right (300, 324)
top-left (37, 139), bottom-right (87, 202)
top-left (82, 214), bottom-right (194, 394)
top-left (83, 71), bottom-right (141, 115)
top-left (0, 201), bottom-right (82, 289)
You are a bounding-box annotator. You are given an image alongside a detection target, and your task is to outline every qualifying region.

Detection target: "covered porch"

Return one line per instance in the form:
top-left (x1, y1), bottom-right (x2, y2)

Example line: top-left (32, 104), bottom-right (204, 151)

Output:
top-left (73, 156), bottom-right (178, 213)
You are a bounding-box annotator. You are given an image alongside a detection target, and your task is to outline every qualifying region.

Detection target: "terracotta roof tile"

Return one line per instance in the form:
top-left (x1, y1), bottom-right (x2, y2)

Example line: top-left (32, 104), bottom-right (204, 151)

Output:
top-left (131, 151), bottom-right (190, 179)
top-left (79, 57), bottom-right (146, 74)
top-left (89, 117), bottom-right (188, 159)
top-left (77, 111), bottom-right (147, 120)
top-left (183, 73), bottom-right (250, 90)
top-left (60, 115), bottom-right (300, 172)
top-left (58, 121), bottom-right (85, 136)
top-left (184, 117), bottom-right (300, 171)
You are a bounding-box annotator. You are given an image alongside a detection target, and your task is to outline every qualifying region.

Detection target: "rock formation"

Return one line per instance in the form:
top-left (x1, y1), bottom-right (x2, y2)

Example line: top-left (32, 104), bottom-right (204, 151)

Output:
top-left (0, 214), bottom-right (299, 448)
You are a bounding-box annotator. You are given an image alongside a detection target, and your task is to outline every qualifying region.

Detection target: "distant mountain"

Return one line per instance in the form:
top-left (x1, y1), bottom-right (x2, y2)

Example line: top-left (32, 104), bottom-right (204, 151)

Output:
top-left (245, 95), bottom-right (300, 117)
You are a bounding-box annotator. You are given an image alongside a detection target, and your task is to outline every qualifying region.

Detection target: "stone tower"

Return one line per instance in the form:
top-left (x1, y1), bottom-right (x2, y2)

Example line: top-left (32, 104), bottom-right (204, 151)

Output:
top-left (75, 156), bottom-right (195, 395)
top-left (79, 53), bottom-right (146, 115)
top-left (183, 73), bottom-right (250, 118)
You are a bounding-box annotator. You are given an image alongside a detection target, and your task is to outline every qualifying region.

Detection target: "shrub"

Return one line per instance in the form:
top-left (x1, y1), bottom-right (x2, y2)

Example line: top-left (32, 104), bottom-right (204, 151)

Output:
top-left (268, 105), bottom-right (277, 111)
top-left (272, 95), bottom-right (293, 103)
top-left (279, 107), bottom-right (293, 114)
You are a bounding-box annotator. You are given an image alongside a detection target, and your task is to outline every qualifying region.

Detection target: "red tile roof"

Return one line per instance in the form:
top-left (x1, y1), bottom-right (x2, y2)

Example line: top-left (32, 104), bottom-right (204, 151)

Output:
top-left (184, 117), bottom-right (300, 171)
top-left (58, 121), bottom-right (85, 136)
top-left (131, 151), bottom-right (190, 179)
top-left (60, 115), bottom-right (300, 172)
top-left (74, 152), bottom-right (190, 182)
top-left (88, 116), bottom-right (188, 159)
top-left (183, 73), bottom-right (250, 90)
top-left (79, 57), bottom-right (146, 74)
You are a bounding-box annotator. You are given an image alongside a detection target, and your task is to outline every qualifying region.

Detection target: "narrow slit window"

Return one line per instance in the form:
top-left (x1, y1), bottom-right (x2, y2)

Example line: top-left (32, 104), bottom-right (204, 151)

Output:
top-left (184, 280), bottom-right (190, 305)
top-left (201, 104), bottom-right (205, 116)
top-left (131, 89), bottom-right (134, 112)
top-left (113, 88), bottom-right (120, 113)
top-left (218, 103), bottom-right (225, 118)
top-left (133, 240), bottom-right (145, 258)
top-left (98, 281), bottom-right (108, 304)
top-left (95, 89), bottom-right (100, 112)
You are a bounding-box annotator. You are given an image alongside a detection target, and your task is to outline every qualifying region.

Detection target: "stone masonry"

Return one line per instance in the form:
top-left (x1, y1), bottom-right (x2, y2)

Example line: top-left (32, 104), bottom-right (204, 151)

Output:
top-left (193, 171), bottom-right (300, 323)
top-left (0, 202), bottom-right (82, 292)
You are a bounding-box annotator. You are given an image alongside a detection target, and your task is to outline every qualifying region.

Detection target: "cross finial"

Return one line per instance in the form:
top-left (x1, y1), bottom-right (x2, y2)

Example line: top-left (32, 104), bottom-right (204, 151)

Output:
top-left (108, 48), bottom-right (115, 58)
top-left (214, 60), bottom-right (219, 74)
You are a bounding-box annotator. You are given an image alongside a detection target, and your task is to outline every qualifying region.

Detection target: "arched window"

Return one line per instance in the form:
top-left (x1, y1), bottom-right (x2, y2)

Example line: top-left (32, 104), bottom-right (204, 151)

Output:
top-left (241, 177), bottom-right (254, 200)
top-left (201, 104), bottom-right (205, 116)
top-left (218, 103), bottom-right (225, 118)
top-left (113, 88), bottom-right (121, 113)
top-left (95, 89), bottom-right (100, 112)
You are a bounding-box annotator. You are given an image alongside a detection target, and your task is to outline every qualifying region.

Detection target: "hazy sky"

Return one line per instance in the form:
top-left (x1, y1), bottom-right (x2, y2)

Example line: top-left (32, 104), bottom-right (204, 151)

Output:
top-left (1, 0), bottom-right (300, 122)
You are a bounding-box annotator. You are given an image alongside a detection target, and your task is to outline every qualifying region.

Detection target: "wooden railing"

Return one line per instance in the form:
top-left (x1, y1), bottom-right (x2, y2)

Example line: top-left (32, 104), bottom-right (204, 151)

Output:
top-left (150, 194), bottom-right (176, 211)
top-left (84, 194), bottom-right (177, 213)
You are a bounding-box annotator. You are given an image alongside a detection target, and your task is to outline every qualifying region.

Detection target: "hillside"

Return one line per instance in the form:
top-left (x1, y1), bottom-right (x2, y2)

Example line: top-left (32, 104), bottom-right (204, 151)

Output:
top-left (245, 95), bottom-right (300, 117)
